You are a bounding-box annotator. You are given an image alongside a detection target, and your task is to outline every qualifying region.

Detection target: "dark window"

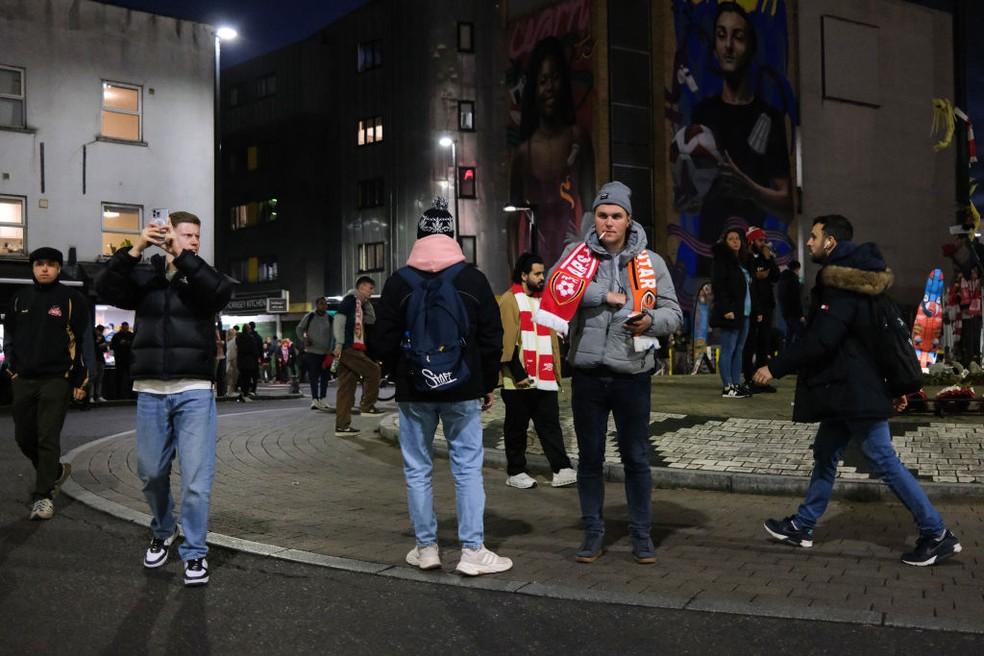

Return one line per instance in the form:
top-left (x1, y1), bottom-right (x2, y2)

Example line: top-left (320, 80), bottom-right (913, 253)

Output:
top-left (357, 116), bottom-right (383, 146)
top-left (229, 198), bottom-right (278, 231)
top-left (457, 22), bottom-right (474, 53)
top-left (357, 40), bottom-right (383, 72)
top-left (256, 74), bottom-right (276, 98)
top-left (458, 167), bottom-right (476, 198)
top-left (459, 235), bottom-right (476, 265)
top-left (358, 242), bottom-right (385, 273)
top-left (227, 85), bottom-right (242, 107)
top-left (357, 178), bottom-right (385, 209)
top-left (458, 100), bottom-right (475, 131)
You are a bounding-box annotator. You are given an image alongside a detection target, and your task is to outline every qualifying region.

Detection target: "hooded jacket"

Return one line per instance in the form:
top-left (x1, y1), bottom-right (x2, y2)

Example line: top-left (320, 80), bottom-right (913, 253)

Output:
top-left (556, 222), bottom-right (682, 374)
top-left (709, 240), bottom-right (757, 329)
top-left (333, 288), bottom-right (376, 350)
top-left (95, 249), bottom-right (234, 381)
top-left (371, 235), bottom-right (503, 402)
top-left (769, 242), bottom-right (894, 422)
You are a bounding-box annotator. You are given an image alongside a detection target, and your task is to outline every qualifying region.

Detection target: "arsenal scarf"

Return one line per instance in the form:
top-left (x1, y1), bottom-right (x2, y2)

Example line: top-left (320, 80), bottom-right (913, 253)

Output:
top-left (512, 284), bottom-right (558, 391)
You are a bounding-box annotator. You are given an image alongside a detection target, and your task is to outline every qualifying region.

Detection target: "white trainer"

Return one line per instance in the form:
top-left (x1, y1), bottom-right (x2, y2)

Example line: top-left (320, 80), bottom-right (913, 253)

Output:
top-left (29, 498), bottom-right (54, 520)
top-left (406, 544), bottom-right (442, 570)
top-left (455, 545), bottom-right (513, 576)
top-left (311, 399), bottom-right (321, 410)
top-left (551, 468), bottom-right (577, 488)
top-left (506, 473), bottom-right (537, 489)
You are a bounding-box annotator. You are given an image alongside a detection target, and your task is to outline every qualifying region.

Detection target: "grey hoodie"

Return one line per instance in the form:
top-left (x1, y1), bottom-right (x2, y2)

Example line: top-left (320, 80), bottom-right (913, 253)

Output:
top-left (296, 310), bottom-right (334, 355)
top-left (559, 222), bottom-right (682, 374)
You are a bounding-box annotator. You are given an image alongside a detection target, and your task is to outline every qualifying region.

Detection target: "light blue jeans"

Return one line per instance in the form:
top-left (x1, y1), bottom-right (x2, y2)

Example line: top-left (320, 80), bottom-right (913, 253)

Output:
top-left (718, 317), bottom-right (750, 387)
top-left (398, 400), bottom-right (485, 550)
top-left (136, 389), bottom-right (217, 561)
top-left (795, 420), bottom-right (945, 537)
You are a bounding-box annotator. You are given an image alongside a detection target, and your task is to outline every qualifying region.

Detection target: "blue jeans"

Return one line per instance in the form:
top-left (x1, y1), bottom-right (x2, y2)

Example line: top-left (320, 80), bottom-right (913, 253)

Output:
top-left (795, 420), bottom-right (945, 537)
top-left (136, 389), bottom-right (217, 561)
top-left (302, 352), bottom-right (329, 400)
top-left (398, 400), bottom-right (485, 550)
top-left (718, 317), bottom-right (749, 387)
top-left (571, 369), bottom-right (653, 540)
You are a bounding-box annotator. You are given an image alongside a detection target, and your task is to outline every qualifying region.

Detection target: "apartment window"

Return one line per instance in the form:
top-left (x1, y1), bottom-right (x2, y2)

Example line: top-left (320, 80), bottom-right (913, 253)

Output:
top-left (230, 256), bottom-right (278, 283)
top-left (458, 167), bottom-right (476, 198)
top-left (256, 74), bottom-right (277, 98)
top-left (101, 82), bottom-right (141, 141)
top-left (358, 242), bottom-right (385, 273)
top-left (227, 85), bottom-right (242, 107)
top-left (458, 22), bottom-right (474, 53)
top-left (0, 65), bottom-right (26, 129)
top-left (101, 203), bottom-right (141, 256)
top-left (247, 146), bottom-right (259, 171)
top-left (458, 100), bottom-right (475, 131)
top-left (357, 178), bottom-right (384, 209)
top-left (258, 255), bottom-right (279, 282)
top-left (357, 40), bottom-right (383, 72)
top-left (357, 116), bottom-right (383, 146)
top-left (0, 195), bottom-right (26, 255)
top-left (229, 198), bottom-right (278, 231)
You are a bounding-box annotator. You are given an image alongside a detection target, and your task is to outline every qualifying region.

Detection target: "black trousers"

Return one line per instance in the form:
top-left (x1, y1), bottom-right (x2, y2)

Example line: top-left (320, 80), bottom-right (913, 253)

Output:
top-left (11, 376), bottom-right (71, 500)
top-left (743, 310), bottom-right (774, 382)
top-left (238, 368), bottom-right (258, 397)
top-left (502, 388), bottom-right (572, 476)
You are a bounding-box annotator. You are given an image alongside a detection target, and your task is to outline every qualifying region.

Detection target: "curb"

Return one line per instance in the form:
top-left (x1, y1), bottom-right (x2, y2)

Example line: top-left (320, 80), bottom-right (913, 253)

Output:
top-left (376, 415), bottom-right (984, 500)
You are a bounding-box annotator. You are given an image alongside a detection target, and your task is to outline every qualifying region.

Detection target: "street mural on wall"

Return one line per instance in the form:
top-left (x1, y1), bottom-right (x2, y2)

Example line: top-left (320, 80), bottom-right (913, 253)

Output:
top-left (506, 0), bottom-right (596, 268)
top-left (666, 0), bottom-right (798, 310)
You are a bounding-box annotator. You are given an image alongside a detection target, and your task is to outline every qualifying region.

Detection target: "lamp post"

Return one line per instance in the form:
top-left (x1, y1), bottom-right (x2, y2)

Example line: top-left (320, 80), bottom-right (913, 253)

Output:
top-left (213, 26), bottom-right (238, 252)
top-left (503, 204), bottom-right (537, 255)
top-left (439, 136), bottom-right (459, 239)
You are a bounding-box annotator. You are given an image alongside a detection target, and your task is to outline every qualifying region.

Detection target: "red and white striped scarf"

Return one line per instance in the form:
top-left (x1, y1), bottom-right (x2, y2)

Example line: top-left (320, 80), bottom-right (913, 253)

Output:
top-left (513, 284), bottom-right (558, 391)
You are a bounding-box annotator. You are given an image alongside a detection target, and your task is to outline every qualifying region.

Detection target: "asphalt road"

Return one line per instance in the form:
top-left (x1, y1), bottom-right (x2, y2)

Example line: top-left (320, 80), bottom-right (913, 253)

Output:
top-left (1, 403), bottom-right (982, 655)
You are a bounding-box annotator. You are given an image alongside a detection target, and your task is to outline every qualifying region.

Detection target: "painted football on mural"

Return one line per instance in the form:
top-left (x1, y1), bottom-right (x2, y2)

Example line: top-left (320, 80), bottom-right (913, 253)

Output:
top-left (671, 124), bottom-right (722, 213)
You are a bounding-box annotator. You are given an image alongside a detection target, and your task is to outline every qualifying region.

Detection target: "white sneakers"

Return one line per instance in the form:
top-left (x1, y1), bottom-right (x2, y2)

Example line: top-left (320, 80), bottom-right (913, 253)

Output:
top-left (455, 546), bottom-right (514, 576)
top-left (506, 473), bottom-right (538, 489)
top-left (551, 468), bottom-right (577, 488)
top-left (406, 545), bottom-right (442, 570)
top-left (29, 498), bottom-right (54, 520)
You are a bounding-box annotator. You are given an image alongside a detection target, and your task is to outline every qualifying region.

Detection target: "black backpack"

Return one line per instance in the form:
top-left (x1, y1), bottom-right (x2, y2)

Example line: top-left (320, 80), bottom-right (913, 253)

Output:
top-left (863, 294), bottom-right (924, 396)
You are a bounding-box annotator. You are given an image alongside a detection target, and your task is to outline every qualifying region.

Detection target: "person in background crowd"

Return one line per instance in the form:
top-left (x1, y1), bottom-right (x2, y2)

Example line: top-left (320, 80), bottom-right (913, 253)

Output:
top-left (332, 276), bottom-right (383, 436)
top-left (236, 323), bottom-right (260, 403)
top-left (225, 327), bottom-right (239, 398)
top-left (110, 321), bottom-right (135, 399)
top-left (276, 338), bottom-right (299, 383)
top-left (91, 324), bottom-right (109, 402)
top-left (777, 260), bottom-right (805, 351)
top-left (710, 228), bottom-right (757, 398)
top-left (742, 226), bottom-right (779, 392)
top-left (691, 282), bottom-right (715, 375)
top-left (297, 297), bottom-right (335, 411)
top-left (215, 324), bottom-right (227, 398)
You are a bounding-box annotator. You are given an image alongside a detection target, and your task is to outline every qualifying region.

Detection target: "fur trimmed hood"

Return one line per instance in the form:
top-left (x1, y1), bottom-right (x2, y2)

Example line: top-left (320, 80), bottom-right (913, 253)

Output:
top-left (819, 241), bottom-right (893, 296)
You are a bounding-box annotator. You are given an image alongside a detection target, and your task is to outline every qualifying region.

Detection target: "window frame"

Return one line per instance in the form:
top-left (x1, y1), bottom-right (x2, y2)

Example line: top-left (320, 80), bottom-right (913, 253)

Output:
top-left (0, 194), bottom-right (27, 256)
top-left (357, 116), bottom-right (383, 147)
top-left (256, 73), bottom-right (277, 99)
top-left (458, 166), bottom-right (477, 199)
top-left (0, 64), bottom-right (26, 130)
top-left (357, 40), bottom-right (383, 73)
top-left (100, 202), bottom-right (143, 257)
top-left (457, 100), bottom-right (475, 132)
top-left (100, 80), bottom-right (143, 142)
top-left (357, 241), bottom-right (385, 273)
top-left (357, 178), bottom-right (385, 209)
top-left (457, 22), bottom-right (474, 53)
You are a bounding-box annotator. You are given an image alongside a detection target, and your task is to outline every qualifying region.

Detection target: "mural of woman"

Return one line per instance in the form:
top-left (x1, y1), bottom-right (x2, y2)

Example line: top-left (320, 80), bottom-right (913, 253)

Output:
top-left (509, 36), bottom-right (595, 267)
top-left (693, 1), bottom-right (792, 270)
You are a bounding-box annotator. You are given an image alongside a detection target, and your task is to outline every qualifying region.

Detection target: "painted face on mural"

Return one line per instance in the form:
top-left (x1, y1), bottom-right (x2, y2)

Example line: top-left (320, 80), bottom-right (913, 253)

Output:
top-left (536, 55), bottom-right (563, 120)
top-left (714, 10), bottom-right (751, 75)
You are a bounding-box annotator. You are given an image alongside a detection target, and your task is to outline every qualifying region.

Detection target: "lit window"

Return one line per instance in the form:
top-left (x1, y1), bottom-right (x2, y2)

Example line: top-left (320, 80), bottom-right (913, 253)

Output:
top-left (258, 255), bottom-right (278, 282)
top-left (357, 178), bottom-right (385, 209)
top-left (256, 74), bottom-right (276, 98)
top-left (247, 146), bottom-right (259, 171)
top-left (358, 242), bottom-right (385, 273)
top-left (0, 195), bottom-right (26, 255)
top-left (357, 40), bottom-right (383, 72)
top-left (358, 116), bottom-right (383, 146)
top-left (101, 203), bottom-right (141, 256)
top-left (101, 82), bottom-right (141, 141)
top-left (0, 65), bottom-right (26, 129)
top-left (229, 198), bottom-right (277, 231)
top-left (458, 100), bottom-right (475, 131)
top-left (458, 166), bottom-right (476, 198)
top-left (457, 22), bottom-right (474, 53)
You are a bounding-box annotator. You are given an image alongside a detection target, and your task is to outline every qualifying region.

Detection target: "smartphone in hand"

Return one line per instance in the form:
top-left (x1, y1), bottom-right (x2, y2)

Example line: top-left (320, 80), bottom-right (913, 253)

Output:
top-left (624, 312), bottom-right (644, 326)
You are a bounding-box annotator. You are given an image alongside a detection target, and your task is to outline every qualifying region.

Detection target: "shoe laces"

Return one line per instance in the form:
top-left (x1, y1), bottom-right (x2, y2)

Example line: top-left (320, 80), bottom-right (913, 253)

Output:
top-left (186, 558), bottom-right (205, 571)
top-left (148, 537), bottom-right (167, 553)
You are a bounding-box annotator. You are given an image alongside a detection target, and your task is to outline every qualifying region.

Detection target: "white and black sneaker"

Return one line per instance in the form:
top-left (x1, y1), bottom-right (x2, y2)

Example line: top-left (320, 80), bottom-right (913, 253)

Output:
top-left (184, 558), bottom-right (209, 586)
top-left (722, 385), bottom-right (741, 398)
top-left (143, 529), bottom-right (179, 568)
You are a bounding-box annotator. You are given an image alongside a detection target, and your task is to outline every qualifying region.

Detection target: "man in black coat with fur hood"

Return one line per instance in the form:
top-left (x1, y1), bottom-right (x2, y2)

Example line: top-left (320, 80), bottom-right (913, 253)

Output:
top-left (753, 214), bottom-right (961, 567)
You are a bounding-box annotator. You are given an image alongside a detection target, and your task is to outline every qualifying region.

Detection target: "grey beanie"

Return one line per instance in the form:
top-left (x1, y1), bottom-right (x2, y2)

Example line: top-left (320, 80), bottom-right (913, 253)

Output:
top-left (592, 181), bottom-right (632, 215)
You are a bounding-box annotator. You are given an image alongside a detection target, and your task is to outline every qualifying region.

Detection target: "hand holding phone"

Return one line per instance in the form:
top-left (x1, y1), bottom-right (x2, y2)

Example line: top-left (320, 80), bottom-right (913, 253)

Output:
top-left (624, 312), bottom-right (644, 325)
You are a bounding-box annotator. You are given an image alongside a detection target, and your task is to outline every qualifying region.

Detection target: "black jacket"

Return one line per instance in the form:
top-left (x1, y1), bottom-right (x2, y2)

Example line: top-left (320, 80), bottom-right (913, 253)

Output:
top-left (236, 331), bottom-right (261, 371)
top-left (769, 242), bottom-right (894, 422)
top-left (95, 249), bottom-right (234, 381)
top-left (709, 241), bottom-right (758, 329)
top-left (3, 280), bottom-right (90, 387)
top-left (370, 263), bottom-right (503, 403)
top-left (110, 329), bottom-right (134, 365)
top-left (777, 269), bottom-right (804, 320)
top-left (749, 249), bottom-right (780, 312)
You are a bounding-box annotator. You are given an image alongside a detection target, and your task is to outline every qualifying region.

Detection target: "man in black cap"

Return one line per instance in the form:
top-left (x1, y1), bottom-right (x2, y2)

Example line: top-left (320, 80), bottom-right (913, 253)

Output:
top-left (4, 247), bottom-right (90, 520)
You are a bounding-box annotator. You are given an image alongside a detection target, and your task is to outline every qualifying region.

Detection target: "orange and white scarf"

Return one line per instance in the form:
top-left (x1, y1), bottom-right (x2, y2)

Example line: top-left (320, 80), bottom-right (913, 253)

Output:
top-left (627, 249), bottom-right (660, 352)
top-left (513, 284), bottom-right (557, 391)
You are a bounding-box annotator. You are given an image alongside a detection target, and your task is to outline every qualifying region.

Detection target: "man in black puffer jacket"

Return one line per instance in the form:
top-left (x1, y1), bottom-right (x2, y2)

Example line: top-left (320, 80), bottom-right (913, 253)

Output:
top-left (96, 211), bottom-right (233, 587)
top-left (754, 214), bottom-right (961, 567)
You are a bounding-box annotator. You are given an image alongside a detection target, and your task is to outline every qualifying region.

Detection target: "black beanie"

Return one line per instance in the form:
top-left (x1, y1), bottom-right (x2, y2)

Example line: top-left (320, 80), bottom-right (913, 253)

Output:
top-left (29, 246), bottom-right (64, 266)
top-left (417, 197), bottom-right (455, 239)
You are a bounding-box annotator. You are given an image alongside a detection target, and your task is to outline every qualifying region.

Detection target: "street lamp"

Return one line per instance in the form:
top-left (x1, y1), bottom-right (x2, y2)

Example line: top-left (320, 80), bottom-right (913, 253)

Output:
top-left (214, 25), bottom-right (238, 251)
top-left (503, 204), bottom-right (537, 255)
top-left (438, 135), bottom-right (459, 239)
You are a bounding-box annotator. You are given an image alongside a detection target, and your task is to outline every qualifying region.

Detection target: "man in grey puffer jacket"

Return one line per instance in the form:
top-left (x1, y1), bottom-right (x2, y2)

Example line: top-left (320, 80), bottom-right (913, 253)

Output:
top-left (558, 181), bottom-right (682, 565)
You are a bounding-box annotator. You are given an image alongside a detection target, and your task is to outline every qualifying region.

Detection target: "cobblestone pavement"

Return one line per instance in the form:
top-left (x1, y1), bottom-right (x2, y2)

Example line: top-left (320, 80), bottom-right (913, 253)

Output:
top-left (64, 403), bottom-right (984, 634)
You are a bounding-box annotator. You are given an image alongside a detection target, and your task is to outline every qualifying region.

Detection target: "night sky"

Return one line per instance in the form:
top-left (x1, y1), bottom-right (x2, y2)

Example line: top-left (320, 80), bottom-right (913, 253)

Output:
top-left (94, 0), bottom-right (368, 68)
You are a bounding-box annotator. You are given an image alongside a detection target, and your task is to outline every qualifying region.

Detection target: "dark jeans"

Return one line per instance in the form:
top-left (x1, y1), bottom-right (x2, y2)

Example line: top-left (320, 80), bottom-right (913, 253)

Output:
top-left (302, 352), bottom-right (329, 400)
top-left (238, 368), bottom-right (258, 397)
top-left (214, 358), bottom-right (227, 397)
top-left (11, 376), bottom-right (71, 500)
top-left (743, 310), bottom-right (773, 382)
top-left (571, 369), bottom-right (653, 540)
top-left (502, 388), bottom-right (572, 475)
top-left (90, 363), bottom-right (105, 399)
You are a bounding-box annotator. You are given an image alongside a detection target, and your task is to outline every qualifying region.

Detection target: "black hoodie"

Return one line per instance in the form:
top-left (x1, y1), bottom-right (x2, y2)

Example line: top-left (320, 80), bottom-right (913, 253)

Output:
top-left (769, 242), bottom-right (894, 422)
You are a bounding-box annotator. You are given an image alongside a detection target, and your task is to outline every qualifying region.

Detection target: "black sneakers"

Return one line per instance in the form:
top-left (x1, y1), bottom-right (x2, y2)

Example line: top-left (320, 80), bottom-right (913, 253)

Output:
top-left (901, 529), bottom-right (962, 567)
top-left (764, 516), bottom-right (814, 548)
top-left (143, 529), bottom-right (179, 569)
top-left (184, 558), bottom-right (209, 586)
